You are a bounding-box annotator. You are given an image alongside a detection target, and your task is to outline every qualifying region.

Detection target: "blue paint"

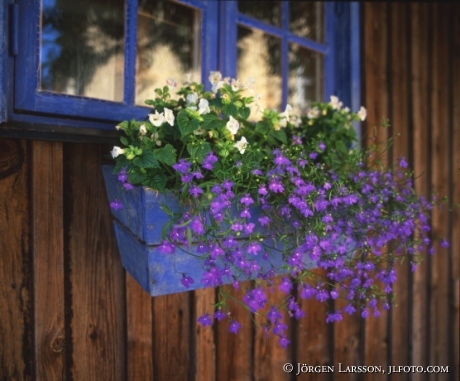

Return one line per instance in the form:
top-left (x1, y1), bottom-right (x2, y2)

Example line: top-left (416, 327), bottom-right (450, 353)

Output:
top-left (1, 1), bottom-right (361, 140)
top-left (103, 165), bottom-right (317, 296)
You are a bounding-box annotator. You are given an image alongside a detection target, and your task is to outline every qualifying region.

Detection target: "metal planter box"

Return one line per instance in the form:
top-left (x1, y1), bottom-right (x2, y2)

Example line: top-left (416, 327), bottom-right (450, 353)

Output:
top-left (102, 165), bottom-right (317, 296)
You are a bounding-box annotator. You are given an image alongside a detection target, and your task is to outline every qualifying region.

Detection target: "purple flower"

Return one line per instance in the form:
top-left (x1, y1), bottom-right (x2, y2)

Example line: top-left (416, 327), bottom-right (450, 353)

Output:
top-left (309, 152), bottom-right (318, 160)
top-left (198, 313), bottom-right (213, 327)
top-left (190, 185), bottom-right (204, 198)
top-left (279, 335), bottom-right (291, 348)
top-left (117, 168), bottom-right (128, 183)
top-left (318, 142), bottom-right (326, 151)
top-left (240, 193), bottom-right (254, 206)
top-left (399, 157), bottom-right (409, 168)
top-left (268, 306), bottom-right (283, 323)
top-left (190, 216), bottom-right (205, 235)
top-left (173, 159), bottom-right (193, 174)
top-left (123, 182), bottom-right (134, 190)
top-left (158, 240), bottom-right (176, 254)
top-left (214, 310), bottom-right (227, 321)
top-left (110, 199), bottom-right (123, 210)
top-left (181, 275), bottom-right (195, 289)
top-left (229, 320), bottom-right (242, 334)
top-left (279, 277), bottom-right (293, 294)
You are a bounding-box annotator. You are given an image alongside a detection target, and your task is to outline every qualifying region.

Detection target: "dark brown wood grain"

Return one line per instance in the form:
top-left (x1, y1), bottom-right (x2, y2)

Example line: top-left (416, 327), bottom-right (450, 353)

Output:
top-left (32, 140), bottom-right (66, 380)
top-left (296, 269), bottom-right (331, 381)
top-left (410, 3), bottom-right (431, 378)
top-left (194, 288), bottom-right (216, 381)
top-left (451, 6), bottom-right (460, 380)
top-left (253, 277), bottom-right (292, 381)
top-left (65, 143), bottom-right (126, 381)
top-left (153, 292), bottom-right (191, 380)
top-left (0, 139), bottom-right (32, 381)
top-left (429, 4), bottom-right (451, 381)
top-left (127, 274), bottom-right (154, 381)
top-left (363, 3), bottom-right (390, 376)
top-left (389, 4), bottom-right (411, 379)
top-left (216, 283), bottom-right (253, 381)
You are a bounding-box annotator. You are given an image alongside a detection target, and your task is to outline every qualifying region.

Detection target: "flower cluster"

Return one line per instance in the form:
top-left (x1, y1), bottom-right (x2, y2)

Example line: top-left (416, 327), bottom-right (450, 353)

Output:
top-left (109, 72), bottom-right (445, 348)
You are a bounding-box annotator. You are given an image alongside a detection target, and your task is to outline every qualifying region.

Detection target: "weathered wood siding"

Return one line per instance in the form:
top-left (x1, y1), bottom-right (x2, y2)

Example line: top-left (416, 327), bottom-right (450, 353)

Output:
top-left (0, 3), bottom-right (458, 380)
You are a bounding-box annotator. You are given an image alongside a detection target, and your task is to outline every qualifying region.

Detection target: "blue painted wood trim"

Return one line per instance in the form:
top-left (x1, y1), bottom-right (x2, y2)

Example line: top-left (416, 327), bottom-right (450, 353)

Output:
top-left (123, 0), bottom-right (138, 105)
top-left (219, 1), bottom-right (237, 78)
top-left (281, 1), bottom-right (289, 108)
top-left (350, 2), bottom-right (362, 139)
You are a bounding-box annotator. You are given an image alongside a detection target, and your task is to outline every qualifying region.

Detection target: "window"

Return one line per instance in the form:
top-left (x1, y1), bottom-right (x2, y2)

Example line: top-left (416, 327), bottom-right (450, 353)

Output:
top-left (0, 1), bottom-right (360, 139)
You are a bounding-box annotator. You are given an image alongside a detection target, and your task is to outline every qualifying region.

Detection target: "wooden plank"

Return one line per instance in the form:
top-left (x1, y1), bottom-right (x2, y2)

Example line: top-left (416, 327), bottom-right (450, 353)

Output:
top-left (194, 288), bottom-right (216, 381)
top-left (388, 4), bottom-right (411, 379)
top-left (297, 269), bottom-right (331, 381)
top-left (126, 275), bottom-right (153, 381)
top-left (153, 292), bottom-right (191, 380)
top-left (66, 143), bottom-right (126, 381)
top-left (32, 140), bottom-right (65, 380)
top-left (0, 139), bottom-right (32, 381)
top-left (216, 283), bottom-right (253, 381)
top-left (410, 3), bottom-right (431, 378)
top-left (253, 277), bottom-right (291, 381)
top-left (363, 3), bottom-right (390, 374)
top-left (429, 4), bottom-right (451, 380)
top-left (449, 4), bottom-right (460, 380)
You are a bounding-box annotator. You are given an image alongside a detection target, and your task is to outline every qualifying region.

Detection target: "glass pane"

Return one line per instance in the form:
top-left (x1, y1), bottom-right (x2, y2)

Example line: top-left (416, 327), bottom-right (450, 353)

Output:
top-left (288, 43), bottom-right (324, 114)
top-left (40, 0), bottom-right (125, 101)
top-left (136, 0), bottom-right (202, 105)
top-left (289, 1), bottom-right (324, 42)
top-left (238, 1), bottom-right (282, 27)
top-left (237, 25), bottom-right (282, 119)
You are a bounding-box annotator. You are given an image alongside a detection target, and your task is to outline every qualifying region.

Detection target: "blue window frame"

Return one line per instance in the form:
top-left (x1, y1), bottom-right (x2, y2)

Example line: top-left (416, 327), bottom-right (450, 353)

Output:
top-left (0, 0), bottom-right (360, 140)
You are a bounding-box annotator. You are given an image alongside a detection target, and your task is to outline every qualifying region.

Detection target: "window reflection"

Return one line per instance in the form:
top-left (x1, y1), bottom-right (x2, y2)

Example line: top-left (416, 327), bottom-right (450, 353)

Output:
top-left (237, 25), bottom-right (282, 119)
top-left (288, 43), bottom-right (324, 114)
top-left (136, 0), bottom-right (202, 104)
top-left (290, 1), bottom-right (324, 42)
top-left (40, 0), bottom-right (125, 101)
top-left (238, 1), bottom-right (282, 26)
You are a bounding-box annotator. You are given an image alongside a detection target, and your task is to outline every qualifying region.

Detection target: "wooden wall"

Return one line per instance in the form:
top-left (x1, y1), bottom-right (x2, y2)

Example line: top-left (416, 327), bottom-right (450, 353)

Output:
top-left (0, 3), bottom-right (458, 380)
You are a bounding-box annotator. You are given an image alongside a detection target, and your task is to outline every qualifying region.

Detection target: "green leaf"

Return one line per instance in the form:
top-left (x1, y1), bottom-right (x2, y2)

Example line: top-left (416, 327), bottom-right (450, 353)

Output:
top-left (153, 144), bottom-right (177, 166)
top-left (223, 103), bottom-right (237, 117)
top-left (271, 129), bottom-right (287, 145)
top-left (146, 174), bottom-right (168, 191)
top-left (133, 151), bottom-right (159, 168)
top-left (120, 136), bottom-right (129, 146)
top-left (240, 107), bottom-right (251, 120)
top-left (202, 113), bottom-right (225, 130)
top-left (187, 141), bottom-right (211, 163)
top-left (177, 109), bottom-right (197, 137)
top-left (128, 168), bottom-right (147, 185)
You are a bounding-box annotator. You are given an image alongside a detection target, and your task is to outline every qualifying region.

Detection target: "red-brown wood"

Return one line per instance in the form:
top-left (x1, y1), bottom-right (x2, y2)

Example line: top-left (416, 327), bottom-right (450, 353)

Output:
top-left (429, 4), bottom-right (451, 381)
top-left (65, 143), bottom-right (126, 381)
top-left (363, 3), bottom-right (390, 375)
top-left (127, 274), bottom-right (154, 381)
top-left (410, 4), bottom-right (431, 378)
top-left (0, 139), bottom-right (32, 381)
top-left (32, 141), bottom-right (66, 381)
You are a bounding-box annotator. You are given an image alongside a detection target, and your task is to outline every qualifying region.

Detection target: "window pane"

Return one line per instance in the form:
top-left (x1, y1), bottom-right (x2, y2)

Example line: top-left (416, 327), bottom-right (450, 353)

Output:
top-left (289, 1), bottom-right (324, 42)
top-left (288, 43), bottom-right (324, 114)
top-left (237, 26), bottom-right (282, 118)
top-left (136, 0), bottom-right (202, 105)
top-left (40, 0), bottom-right (125, 101)
top-left (238, 1), bottom-right (282, 27)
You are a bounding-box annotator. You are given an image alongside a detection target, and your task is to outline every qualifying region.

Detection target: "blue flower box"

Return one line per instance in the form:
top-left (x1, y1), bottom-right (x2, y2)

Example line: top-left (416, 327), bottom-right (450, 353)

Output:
top-left (102, 165), bottom-right (318, 296)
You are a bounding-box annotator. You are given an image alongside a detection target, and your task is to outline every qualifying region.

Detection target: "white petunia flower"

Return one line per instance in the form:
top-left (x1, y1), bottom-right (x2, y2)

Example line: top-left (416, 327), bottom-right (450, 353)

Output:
top-left (307, 107), bottom-right (320, 119)
top-left (193, 127), bottom-right (206, 135)
top-left (111, 146), bottom-right (125, 158)
top-left (234, 136), bottom-right (248, 154)
top-left (226, 115), bottom-right (240, 135)
top-left (208, 71), bottom-right (222, 84)
top-left (149, 110), bottom-right (165, 127)
top-left (139, 124), bottom-right (147, 135)
top-left (329, 95), bottom-right (343, 110)
top-left (186, 92), bottom-right (199, 105)
top-left (198, 99), bottom-right (210, 115)
top-left (164, 108), bottom-right (175, 126)
top-left (357, 106), bottom-right (367, 121)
